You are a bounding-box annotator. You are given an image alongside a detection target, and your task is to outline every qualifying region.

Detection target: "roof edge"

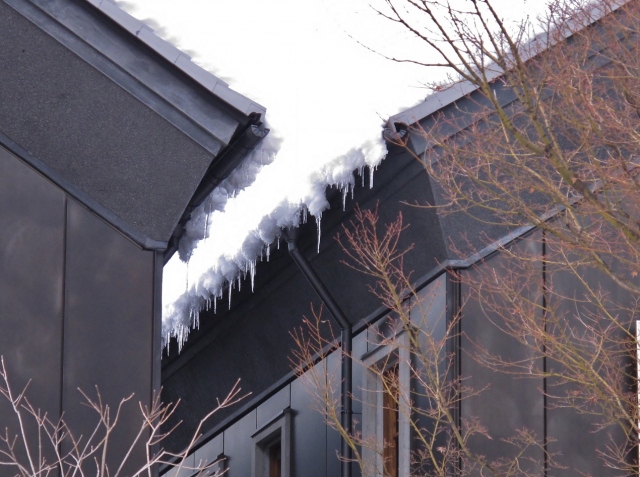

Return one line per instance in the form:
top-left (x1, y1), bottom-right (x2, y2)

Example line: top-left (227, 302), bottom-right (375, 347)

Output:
top-left (89, 0), bottom-right (266, 118)
top-left (386, 0), bottom-right (626, 130)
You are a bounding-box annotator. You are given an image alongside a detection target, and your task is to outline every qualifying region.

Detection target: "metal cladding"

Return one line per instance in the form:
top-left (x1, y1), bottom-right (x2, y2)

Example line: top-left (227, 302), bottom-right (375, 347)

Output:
top-left (1, 0), bottom-right (266, 246)
top-left (0, 0), bottom-right (265, 474)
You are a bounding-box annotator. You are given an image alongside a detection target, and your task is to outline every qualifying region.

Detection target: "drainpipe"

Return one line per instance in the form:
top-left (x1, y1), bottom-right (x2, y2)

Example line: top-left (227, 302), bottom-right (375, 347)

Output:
top-left (282, 227), bottom-right (353, 477)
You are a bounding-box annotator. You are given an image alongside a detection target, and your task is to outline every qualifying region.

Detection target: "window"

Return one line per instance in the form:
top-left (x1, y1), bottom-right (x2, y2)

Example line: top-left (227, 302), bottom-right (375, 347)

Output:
top-left (268, 441), bottom-right (281, 477)
top-left (362, 321), bottom-right (411, 477)
top-left (383, 364), bottom-right (400, 477)
top-left (252, 409), bottom-right (291, 477)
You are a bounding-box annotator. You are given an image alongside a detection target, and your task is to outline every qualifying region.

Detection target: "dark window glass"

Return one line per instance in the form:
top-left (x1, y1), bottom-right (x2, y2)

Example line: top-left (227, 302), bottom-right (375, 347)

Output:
top-left (383, 364), bottom-right (399, 477)
top-left (269, 440), bottom-right (281, 477)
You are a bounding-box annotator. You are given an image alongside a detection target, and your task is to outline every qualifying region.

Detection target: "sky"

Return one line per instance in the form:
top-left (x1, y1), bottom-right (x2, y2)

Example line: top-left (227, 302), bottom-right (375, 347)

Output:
top-left (118, 0), bottom-right (551, 348)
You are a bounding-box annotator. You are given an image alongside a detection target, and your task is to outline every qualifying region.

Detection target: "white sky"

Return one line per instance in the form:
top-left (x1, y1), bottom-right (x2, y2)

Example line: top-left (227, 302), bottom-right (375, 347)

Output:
top-left (119, 0), bottom-right (551, 346)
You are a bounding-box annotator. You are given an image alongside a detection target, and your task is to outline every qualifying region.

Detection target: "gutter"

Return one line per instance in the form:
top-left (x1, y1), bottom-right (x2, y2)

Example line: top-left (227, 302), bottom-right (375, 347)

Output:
top-left (164, 116), bottom-right (269, 263)
top-left (281, 227), bottom-right (353, 477)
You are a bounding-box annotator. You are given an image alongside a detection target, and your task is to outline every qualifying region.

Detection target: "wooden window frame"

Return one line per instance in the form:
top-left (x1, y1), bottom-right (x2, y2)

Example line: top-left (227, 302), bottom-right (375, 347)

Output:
top-left (361, 326), bottom-right (411, 477)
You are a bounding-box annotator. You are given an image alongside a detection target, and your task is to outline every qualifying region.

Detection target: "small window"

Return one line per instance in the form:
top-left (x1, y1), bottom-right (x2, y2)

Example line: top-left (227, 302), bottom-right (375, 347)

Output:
top-left (252, 409), bottom-right (291, 477)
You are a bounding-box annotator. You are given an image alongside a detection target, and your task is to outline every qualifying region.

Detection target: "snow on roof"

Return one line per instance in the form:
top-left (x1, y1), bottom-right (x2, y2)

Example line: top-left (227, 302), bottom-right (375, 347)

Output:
top-left (163, 136), bottom-right (386, 351)
top-left (387, 0), bottom-right (626, 132)
top-left (158, 0), bottom-right (628, 352)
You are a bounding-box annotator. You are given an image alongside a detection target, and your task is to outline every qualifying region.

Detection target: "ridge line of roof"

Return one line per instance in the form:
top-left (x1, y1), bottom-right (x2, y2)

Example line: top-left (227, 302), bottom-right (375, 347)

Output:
top-left (86, 0), bottom-right (266, 118)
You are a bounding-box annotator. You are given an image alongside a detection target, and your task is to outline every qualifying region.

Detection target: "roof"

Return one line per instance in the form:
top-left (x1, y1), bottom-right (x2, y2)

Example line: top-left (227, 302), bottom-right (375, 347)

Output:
top-left (1, 0), bottom-right (268, 249)
top-left (86, 0), bottom-right (266, 121)
top-left (382, 0), bottom-right (629, 265)
top-left (385, 0), bottom-right (624, 138)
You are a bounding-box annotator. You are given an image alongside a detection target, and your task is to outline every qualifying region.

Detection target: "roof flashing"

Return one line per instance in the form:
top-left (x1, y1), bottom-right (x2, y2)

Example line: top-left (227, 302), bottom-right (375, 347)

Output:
top-left (387, 0), bottom-right (625, 130)
top-left (87, 0), bottom-right (266, 118)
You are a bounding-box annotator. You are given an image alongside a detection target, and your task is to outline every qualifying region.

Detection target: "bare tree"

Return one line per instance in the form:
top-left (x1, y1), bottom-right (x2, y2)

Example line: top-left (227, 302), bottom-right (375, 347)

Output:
top-left (0, 356), bottom-right (245, 477)
top-left (293, 0), bottom-right (640, 475)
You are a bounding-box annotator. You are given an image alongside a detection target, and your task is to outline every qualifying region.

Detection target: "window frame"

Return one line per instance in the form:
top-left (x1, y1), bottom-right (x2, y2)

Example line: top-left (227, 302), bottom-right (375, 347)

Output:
top-left (251, 408), bottom-right (291, 477)
top-left (361, 325), bottom-right (411, 477)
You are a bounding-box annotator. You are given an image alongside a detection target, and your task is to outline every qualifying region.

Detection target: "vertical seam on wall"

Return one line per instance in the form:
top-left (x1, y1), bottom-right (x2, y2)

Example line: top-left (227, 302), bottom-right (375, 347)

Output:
top-left (59, 195), bottom-right (68, 434)
top-left (455, 273), bottom-right (462, 476)
top-left (446, 270), bottom-right (462, 476)
top-left (152, 252), bottom-right (161, 399)
top-left (326, 370), bottom-right (329, 477)
top-left (150, 251), bottom-right (163, 469)
top-left (542, 231), bottom-right (548, 477)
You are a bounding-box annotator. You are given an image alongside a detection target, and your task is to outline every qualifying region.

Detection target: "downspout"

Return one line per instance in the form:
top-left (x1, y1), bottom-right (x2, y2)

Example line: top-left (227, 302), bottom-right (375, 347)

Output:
top-left (282, 227), bottom-right (353, 477)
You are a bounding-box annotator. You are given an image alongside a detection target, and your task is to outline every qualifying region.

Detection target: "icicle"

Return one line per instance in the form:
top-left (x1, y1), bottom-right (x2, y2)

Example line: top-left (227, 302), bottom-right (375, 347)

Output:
top-left (277, 236), bottom-right (280, 250)
top-left (185, 263), bottom-right (189, 291)
top-left (359, 165), bottom-right (365, 187)
top-left (203, 205), bottom-right (209, 241)
top-left (237, 274), bottom-right (242, 292)
top-left (369, 165), bottom-right (376, 188)
top-left (342, 184), bottom-right (348, 211)
top-left (193, 311), bottom-right (200, 330)
top-left (250, 259), bottom-right (256, 292)
top-left (228, 280), bottom-right (233, 309)
top-left (302, 206), bottom-right (308, 224)
top-left (266, 243), bottom-right (271, 262)
top-left (214, 296), bottom-right (217, 313)
top-left (316, 215), bottom-right (322, 253)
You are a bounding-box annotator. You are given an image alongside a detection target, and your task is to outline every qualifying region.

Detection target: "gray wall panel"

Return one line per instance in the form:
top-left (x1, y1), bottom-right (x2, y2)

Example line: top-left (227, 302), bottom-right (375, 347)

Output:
top-left (461, 235), bottom-right (544, 476)
top-left (223, 411), bottom-right (255, 477)
top-left (546, 258), bottom-right (629, 476)
top-left (0, 1), bottom-right (217, 242)
top-left (352, 333), bottom-right (367, 415)
top-left (408, 275), bottom-right (448, 475)
top-left (325, 350), bottom-right (342, 477)
top-left (194, 433), bottom-right (223, 469)
top-left (62, 198), bottom-right (155, 475)
top-left (257, 385), bottom-right (291, 430)
top-left (291, 365), bottom-right (327, 477)
top-left (0, 145), bottom-right (65, 414)
top-left (0, 145), bottom-right (65, 471)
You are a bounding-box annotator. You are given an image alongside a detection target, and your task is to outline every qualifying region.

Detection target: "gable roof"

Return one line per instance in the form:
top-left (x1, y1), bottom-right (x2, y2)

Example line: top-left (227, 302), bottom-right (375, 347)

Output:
top-left (1, 0), bottom-right (268, 249)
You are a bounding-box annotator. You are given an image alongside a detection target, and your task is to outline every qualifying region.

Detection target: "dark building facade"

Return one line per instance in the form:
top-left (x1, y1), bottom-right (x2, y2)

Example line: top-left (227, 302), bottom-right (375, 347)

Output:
top-left (0, 0), bottom-right (266, 474)
top-left (0, 1), bottom-right (632, 476)
top-left (160, 4), bottom-right (637, 477)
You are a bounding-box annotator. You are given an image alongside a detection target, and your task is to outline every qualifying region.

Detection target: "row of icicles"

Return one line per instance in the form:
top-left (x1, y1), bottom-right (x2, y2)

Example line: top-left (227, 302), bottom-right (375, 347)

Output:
top-left (166, 163), bottom-right (377, 353)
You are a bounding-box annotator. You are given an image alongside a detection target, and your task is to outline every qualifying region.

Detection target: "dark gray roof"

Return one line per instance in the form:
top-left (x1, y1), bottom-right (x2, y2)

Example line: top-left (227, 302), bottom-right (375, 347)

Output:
top-left (386, 0), bottom-right (622, 137)
top-left (86, 0), bottom-right (266, 121)
top-left (383, 1), bottom-right (626, 264)
top-left (1, 0), bottom-right (267, 248)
